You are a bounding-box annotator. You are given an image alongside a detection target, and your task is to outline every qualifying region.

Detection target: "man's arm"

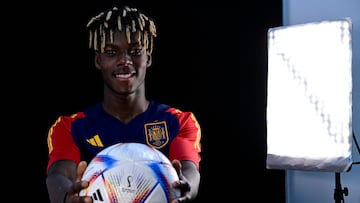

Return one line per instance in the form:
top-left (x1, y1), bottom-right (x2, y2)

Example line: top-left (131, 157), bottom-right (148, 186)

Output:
top-left (46, 160), bottom-right (91, 203)
top-left (172, 160), bottom-right (201, 202)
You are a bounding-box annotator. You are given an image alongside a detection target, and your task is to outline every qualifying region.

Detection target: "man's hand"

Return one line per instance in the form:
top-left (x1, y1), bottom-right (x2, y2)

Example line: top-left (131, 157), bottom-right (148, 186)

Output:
top-left (171, 160), bottom-right (192, 203)
top-left (65, 161), bottom-right (92, 203)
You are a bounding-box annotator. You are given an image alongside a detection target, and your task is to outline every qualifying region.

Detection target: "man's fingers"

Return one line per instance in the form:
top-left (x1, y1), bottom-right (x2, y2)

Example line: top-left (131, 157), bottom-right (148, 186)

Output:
top-left (76, 161), bottom-right (88, 182)
top-left (175, 180), bottom-right (191, 192)
top-left (172, 159), bottom-right (182, 173)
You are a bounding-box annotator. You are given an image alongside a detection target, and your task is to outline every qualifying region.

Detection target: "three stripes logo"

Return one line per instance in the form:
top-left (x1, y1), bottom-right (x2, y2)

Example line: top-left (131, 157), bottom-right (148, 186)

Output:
top-left (86, 135), bottom-right (104, 147)
top-left (91, 189), bottom-right (104, 202)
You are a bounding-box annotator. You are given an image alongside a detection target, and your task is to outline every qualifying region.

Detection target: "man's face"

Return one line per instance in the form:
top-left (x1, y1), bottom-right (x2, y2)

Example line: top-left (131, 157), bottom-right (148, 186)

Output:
top-left (95, 31), bottom-right (152, 96)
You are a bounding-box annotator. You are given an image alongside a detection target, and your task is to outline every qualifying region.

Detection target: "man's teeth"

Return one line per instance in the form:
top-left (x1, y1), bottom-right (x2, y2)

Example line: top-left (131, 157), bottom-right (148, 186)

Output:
top-left (116, 73), bottom-right (132, 78)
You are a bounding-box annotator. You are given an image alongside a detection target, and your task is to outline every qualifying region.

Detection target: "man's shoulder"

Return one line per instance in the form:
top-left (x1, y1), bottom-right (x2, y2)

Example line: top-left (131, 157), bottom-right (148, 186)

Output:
top-left (150, 101), bottom-right (190, 114)
top-left (55, 103), bottom-right (102, 122)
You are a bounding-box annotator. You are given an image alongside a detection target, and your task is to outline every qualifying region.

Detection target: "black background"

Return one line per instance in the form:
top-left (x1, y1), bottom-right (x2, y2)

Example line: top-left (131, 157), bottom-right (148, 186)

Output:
top-left (8, 0), bottom-right (284, 202)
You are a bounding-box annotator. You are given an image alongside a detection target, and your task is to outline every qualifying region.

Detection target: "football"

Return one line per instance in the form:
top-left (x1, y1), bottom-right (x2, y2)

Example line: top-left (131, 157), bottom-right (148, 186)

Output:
top-left (79, 142), bottom-right (181, 203)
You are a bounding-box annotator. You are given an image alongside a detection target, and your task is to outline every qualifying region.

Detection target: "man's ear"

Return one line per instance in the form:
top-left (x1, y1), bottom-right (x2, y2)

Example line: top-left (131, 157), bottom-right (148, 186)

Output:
top-left (94, 52), bottom-right (102, 70)
top-left (146, 53), bottom-right (152, 68)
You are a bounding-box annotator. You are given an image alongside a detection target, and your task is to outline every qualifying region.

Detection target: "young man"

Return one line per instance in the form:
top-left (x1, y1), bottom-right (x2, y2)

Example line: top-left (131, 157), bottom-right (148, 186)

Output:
top-left (46, 5), bottom-right (201, 203)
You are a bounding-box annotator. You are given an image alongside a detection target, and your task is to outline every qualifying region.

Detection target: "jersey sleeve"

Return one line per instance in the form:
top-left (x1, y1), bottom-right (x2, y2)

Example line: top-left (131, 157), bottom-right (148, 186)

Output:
top-left (168, 109), bottom-right (202, 169)
top-left (46, 114), bottom-right (83, 174)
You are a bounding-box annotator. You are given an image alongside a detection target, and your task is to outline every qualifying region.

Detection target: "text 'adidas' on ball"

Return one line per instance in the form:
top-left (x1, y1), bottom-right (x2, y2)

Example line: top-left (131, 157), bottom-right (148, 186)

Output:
top-left (79, 142), bottom-right (181, 203)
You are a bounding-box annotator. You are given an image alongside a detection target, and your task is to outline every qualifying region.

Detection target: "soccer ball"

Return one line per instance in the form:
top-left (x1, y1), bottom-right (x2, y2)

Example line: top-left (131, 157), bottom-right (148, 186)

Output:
top-left (79, 142), bottom-right (181, 203)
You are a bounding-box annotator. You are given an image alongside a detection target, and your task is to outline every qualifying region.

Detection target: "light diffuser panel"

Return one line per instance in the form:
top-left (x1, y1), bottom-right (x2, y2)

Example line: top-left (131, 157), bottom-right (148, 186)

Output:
top-left (266, 19), bottom-right (353, 172)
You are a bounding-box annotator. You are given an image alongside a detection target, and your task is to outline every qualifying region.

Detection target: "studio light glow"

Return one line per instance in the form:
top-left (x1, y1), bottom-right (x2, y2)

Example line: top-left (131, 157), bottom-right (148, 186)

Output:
top-left (266, 19), bottom-right (353, 172)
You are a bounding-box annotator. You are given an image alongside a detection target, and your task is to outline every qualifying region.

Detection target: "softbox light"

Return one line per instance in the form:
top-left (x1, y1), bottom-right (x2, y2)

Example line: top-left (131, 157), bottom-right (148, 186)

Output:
top-left (266, 19), bottom-right (353, 172)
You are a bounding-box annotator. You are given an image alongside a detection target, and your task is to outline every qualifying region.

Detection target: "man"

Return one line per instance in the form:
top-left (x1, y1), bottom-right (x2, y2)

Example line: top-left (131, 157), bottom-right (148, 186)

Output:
top-left (46, 5), bottom-right (201, 203)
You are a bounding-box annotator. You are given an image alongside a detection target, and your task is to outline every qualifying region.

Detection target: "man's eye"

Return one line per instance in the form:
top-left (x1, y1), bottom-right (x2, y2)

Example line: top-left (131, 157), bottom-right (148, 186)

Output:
top-left (129, 49), bottom-right (143, 55)
top-left (104, 50), bottom-right (116, 55)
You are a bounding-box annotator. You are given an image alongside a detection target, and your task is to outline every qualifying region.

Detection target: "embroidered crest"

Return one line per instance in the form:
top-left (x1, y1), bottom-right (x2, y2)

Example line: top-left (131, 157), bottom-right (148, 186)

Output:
top-left (144, 121), bottom-right (168, 149)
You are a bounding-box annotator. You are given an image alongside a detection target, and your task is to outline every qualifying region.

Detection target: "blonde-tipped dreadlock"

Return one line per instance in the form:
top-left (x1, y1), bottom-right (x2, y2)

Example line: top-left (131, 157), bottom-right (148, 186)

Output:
top-left (86, 6), bottom-right (157, 54)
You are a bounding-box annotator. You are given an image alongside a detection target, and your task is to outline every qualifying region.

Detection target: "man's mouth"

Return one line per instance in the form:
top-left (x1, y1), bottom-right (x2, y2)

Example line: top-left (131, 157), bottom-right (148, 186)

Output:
top-left (114, 70), bottom-right (136, 79)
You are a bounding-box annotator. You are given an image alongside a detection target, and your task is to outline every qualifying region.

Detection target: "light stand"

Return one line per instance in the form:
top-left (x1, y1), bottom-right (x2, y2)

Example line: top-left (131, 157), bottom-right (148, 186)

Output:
top-left (334, 172), bottom-right (348, 203)
top-left (333, 132), bottom-right (360, 203)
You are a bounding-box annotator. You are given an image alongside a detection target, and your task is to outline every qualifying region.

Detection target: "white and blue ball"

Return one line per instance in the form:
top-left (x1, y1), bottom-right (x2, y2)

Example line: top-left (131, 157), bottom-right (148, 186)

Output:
top-left (80, 142), bottom-right (181, 203)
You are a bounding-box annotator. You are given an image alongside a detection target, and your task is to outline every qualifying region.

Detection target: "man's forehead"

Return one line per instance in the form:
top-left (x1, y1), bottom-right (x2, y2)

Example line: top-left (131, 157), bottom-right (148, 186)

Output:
top-left (105, 31), bottom-right (142, 46)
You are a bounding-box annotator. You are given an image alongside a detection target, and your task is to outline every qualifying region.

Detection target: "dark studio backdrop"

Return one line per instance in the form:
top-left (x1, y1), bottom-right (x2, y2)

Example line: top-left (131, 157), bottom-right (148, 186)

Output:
top-left (9, 0), bottom-right (283, 202)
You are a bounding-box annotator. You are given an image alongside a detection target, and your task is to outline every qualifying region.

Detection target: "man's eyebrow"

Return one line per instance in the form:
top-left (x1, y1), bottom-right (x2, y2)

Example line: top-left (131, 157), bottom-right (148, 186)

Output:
top-left (129, 41), bottom-right (143, 46)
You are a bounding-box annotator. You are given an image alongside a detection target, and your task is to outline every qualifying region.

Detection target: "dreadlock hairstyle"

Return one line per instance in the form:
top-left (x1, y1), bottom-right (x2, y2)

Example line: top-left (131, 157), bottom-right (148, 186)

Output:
top-left (86, 6), bottom-right (157, 54)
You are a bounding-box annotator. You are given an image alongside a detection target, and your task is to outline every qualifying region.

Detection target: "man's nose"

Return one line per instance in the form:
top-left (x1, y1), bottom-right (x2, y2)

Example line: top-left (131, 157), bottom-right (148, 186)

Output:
top-left (118, 52), bottom-right (133, 66)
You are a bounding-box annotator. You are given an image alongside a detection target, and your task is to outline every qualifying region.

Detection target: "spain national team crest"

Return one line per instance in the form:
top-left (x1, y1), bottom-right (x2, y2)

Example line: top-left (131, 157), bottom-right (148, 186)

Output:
top-left (144, 121), bottom-right (169, 149)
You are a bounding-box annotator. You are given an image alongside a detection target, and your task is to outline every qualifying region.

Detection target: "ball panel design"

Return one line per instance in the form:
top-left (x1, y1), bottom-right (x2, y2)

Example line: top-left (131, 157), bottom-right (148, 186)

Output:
top-left (80, 143), bottom-right (180, 203)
